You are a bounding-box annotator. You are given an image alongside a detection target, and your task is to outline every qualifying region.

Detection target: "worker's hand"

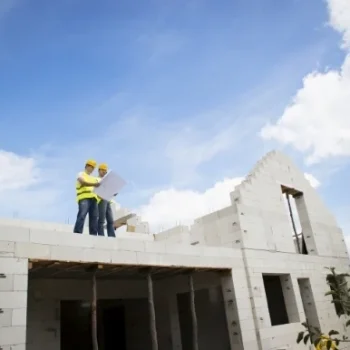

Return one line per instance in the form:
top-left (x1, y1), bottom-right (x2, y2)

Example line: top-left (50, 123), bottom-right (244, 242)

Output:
top-left (94, 182), bottom-right (101, 188)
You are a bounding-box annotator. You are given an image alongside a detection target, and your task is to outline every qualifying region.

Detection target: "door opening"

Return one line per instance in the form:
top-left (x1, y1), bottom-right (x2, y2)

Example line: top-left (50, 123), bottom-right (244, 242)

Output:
top-left (60, 301), bottom-right (92, 350)
top-left (60, 300), bottom-right (126, 350)
top-left (102, 306), bottom-right (126, 350)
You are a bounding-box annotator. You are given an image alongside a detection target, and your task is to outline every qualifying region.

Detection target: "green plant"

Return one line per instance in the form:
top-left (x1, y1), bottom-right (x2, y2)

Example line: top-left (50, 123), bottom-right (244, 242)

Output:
top-left (297, 267), bottom-right (350, 349)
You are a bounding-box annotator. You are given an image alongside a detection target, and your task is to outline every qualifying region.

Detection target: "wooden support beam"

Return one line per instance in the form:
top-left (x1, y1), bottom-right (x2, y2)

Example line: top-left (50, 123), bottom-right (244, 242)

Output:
top-left (91, 267), bottom-right (99, 350)
top-left (147, 271), bottom-right (159, 350)
top-left (189, 273), bottom-right (199, 350)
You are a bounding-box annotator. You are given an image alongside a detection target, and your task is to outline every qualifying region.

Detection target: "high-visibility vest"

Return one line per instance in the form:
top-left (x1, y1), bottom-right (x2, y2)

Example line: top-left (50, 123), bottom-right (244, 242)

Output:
top-left (76, 172), bottom-right (98, 202)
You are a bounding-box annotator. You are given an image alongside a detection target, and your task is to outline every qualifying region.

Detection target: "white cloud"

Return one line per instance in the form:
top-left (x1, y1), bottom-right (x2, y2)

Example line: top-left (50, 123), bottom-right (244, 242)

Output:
top-left (139, 177), bottom-right (244, 231)
top-left (0, 149), bottom-right (63, 220)
top-left (327, 0), bottom-right (350, 49)
top-left (260, 0), bottom-right (350, 164)
top-left (138, 172), bottom-right (319, 232)
top-left (0, 150), bottom-right (40, 191)
top-left (304, 173), bottom-right (321, 188)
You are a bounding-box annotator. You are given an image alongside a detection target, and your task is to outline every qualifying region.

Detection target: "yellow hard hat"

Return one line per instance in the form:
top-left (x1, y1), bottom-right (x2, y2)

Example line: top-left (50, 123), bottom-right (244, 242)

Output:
top-left (98, 163), bottom-right (108, 171)
top-left (85, 159), bottom-right (96, 168)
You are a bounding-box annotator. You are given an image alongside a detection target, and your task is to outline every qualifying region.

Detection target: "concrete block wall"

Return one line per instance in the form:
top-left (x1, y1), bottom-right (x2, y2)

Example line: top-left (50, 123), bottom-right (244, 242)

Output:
top-left (243, 249), bottom-right (350, 350)
top-left (154, 225), bottom-right (191, 245)
top-left (0, 239), bottom-right (29, 350)
top-left (0, 220), bottom-right (242, 350)
top-left (229, 150), bottom-right (348, 258)
top-left (280, 274), bottom-right (300, 323)
top-left (0, 223), bottom-right (238, 270)
top-left (189, 205), bottom-right (241, 249)
top-left (221, 272), bottom-right (246, 349)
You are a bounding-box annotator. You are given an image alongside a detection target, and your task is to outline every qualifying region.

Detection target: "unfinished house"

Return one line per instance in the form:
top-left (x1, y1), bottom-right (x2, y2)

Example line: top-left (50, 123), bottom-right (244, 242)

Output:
top-left (0, 150), bottom-right (349, 350)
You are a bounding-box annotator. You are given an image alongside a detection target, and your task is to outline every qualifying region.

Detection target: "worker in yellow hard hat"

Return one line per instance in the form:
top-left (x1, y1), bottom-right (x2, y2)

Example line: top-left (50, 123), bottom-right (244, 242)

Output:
top-left (73, 159), bottom-right (100, 235)
top-left (97, 163), bottom-right (116, 237)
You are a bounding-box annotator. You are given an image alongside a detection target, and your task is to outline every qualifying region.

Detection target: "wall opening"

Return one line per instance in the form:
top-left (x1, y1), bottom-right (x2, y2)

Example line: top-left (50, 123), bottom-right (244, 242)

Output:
top-left (263, 274), bottom-right (299, 326)
top-left (28, 261), bottom-right (231, 350)
top-left (297, 278), bottom-right (320, 342)
top-left (60, 300), bottom-right (127, 350)
top-left (281, 185), bottom-right (308, 255)
top-left (177, 287), bottom-right (231, 350)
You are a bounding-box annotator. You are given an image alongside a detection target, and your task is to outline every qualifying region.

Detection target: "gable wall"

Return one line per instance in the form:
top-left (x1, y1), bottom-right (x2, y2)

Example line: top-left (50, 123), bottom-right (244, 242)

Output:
top-left (229, 151), bottom-right (348, 258)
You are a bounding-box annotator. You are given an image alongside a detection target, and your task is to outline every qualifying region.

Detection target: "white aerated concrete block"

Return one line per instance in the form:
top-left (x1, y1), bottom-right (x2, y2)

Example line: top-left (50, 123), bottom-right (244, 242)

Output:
top-left (13, 275), bottom-right (28, 291)
top-left (0, 309), bottom-right (12, 326)
top-left (12, 308), bottom-right (27, 326)
top-left (0, 258), bottom-right (28, 275)
top-left (0, 292), bottom-right (27, 309)
top-left (0, 226), bottom-right (30, 243)
top-left (0, 326), bottom-right (26, 346)
top-left (0, 275), bottom-right (13, 291)
top-left (0, 241), bottom-right (15, 257)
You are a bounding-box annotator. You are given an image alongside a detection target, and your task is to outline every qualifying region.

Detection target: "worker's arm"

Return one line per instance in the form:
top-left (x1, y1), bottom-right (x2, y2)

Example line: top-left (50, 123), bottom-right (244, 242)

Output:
top-left (77, 176), bottom-right (100, 187)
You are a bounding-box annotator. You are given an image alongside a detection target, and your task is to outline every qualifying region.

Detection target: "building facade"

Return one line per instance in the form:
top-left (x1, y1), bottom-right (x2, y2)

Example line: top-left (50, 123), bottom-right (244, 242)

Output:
top-left (0, 150), bottom-right (349, 350)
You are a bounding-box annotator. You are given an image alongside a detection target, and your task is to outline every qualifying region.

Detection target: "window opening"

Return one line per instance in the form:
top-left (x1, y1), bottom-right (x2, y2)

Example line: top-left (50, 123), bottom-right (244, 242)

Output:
top-left (281, 185), bottom-right (308, 255)
top-left (263, 275), bottom-right (289, 326)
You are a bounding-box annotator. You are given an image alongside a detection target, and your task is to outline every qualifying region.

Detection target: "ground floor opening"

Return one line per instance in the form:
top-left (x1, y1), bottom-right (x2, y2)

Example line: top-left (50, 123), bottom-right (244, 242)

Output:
top-left (61, 300), bottom-right (127, 350)
top-left (26, 260), bottom-right (236, 350)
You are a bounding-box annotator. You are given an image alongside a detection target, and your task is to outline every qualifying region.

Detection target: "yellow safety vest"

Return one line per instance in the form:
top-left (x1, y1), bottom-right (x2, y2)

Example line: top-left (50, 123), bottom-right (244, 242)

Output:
top-left (76, 172), bottom-right (98, 202)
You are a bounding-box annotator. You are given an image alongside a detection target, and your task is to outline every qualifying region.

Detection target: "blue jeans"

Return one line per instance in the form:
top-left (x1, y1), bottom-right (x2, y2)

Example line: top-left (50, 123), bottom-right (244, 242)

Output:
top-left (73, 198), bottom-right (98, 235)
top-left (98, 200), bottom-right (115, 237)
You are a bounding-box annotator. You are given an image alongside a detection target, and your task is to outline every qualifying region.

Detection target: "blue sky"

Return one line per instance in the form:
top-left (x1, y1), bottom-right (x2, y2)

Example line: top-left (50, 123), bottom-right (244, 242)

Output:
top-left (0, 0), bottom-right (349, 235)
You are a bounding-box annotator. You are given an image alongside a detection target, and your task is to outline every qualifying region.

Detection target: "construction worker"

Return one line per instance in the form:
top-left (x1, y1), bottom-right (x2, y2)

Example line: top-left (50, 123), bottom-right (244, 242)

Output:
top-left (97, 163), bottom-right (116, 237)
top-left (73, 159), bottom-right (100, 235)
